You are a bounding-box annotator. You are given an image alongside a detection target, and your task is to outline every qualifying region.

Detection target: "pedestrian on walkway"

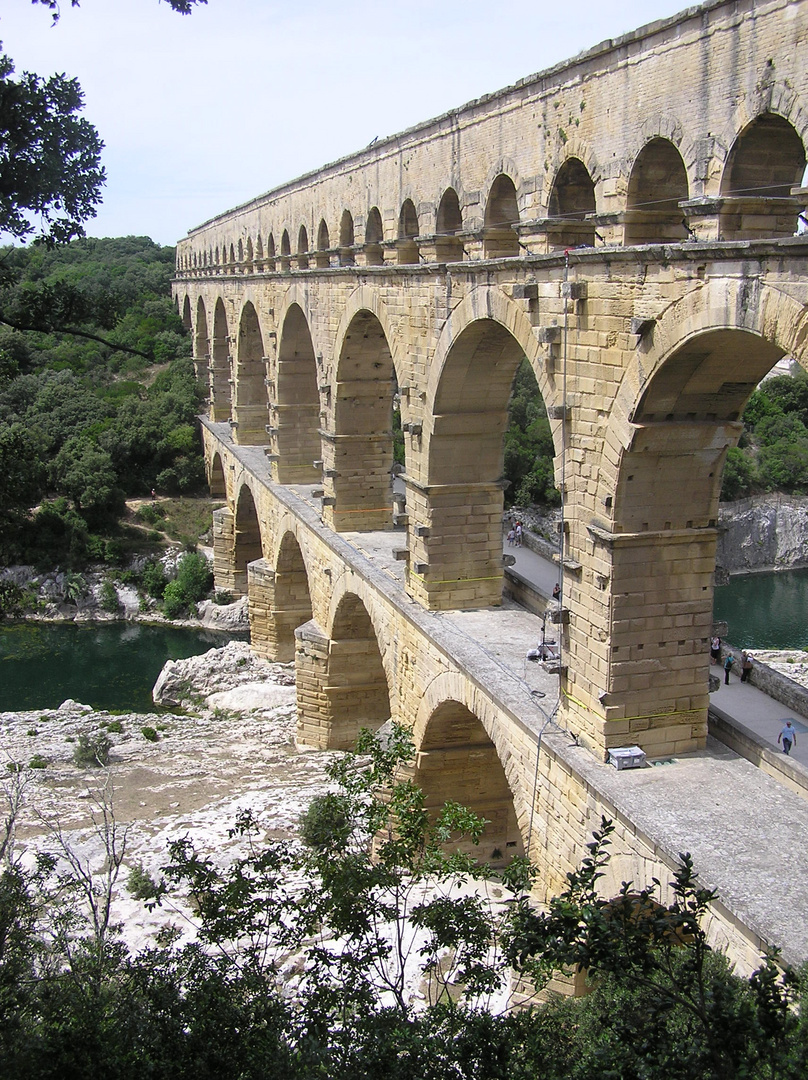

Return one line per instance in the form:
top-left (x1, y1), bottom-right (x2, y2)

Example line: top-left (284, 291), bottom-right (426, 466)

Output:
top-left (710, 635), bottom-right (721, 664)
top-left (778, 720), bottom-right (797, 755)
top-left (515, 522), bottom-right (523, 547)
top-left (552, 582), bottom-right (561, 600)
top-left (723, 653), bottom-right (735, 685)
top-left (740, 651), bottom-right (753, 682)
top-left (507, 527), bottom-right (515, 546)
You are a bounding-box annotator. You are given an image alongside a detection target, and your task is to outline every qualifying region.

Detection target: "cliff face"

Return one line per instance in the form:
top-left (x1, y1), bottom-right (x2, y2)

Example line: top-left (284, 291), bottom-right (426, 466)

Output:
top-left (717, 496), bottom-right (808, 574)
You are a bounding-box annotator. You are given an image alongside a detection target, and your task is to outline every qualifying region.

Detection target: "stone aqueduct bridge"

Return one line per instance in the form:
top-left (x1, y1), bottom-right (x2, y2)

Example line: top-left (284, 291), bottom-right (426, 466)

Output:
top-left (173, 0), bottom-right (808, 961)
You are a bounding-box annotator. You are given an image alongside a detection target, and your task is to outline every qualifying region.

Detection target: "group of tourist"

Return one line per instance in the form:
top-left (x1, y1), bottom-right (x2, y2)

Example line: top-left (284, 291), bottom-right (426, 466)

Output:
top-left (506, 521), bottom-right (524, 547)
top-left (711, 636), bottom-right (799, 755)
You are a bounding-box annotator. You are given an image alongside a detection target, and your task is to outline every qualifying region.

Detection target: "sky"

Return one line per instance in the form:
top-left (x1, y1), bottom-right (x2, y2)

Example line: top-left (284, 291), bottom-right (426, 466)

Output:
top-left (1, 0), bottom-right (692, 247)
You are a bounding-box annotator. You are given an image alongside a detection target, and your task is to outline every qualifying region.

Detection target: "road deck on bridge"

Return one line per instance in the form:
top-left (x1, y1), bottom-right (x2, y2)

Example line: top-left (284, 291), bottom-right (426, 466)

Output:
top-left (224, 432), bottom-right (808, 969)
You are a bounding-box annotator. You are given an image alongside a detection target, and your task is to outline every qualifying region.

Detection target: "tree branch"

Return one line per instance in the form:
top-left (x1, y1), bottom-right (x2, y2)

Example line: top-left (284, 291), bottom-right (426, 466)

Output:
top-left (0, 311), bottom-right (154, 360)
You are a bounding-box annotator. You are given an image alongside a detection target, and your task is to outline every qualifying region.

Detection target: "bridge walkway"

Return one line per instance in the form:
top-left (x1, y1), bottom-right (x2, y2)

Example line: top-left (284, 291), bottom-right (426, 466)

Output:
top-left (222, 434), bottom-right (808, 969)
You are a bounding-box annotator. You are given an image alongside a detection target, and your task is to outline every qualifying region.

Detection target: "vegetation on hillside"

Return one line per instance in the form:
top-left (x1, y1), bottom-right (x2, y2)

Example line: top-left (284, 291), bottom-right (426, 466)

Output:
top-left (504, 359), bottom-right (559, 508)
top-left (0, 725), bottom-right (804, 1078)
top-left (722, 371), bottom-right (808, 500)
top-left (0, 237), bottom-right (204, 569)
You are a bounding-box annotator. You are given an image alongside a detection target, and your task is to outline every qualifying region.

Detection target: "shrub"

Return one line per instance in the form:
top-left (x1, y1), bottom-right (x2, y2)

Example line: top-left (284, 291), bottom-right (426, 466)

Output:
top-left (99, 579), bottom-right (120, 613)
top-left (141, 726), bottom-right (158, 742)
top-left (175, 551), bottom-right (213, 602)
top-left (161, 580), bottom-right (187, 619)
top-left (141, 560), bottom-right (168, 599)
top-left (28, 754), bottom-right (48, 769)
top-left (106, 719), bottom-right (123, 733)
top-left (73, 732), bottom-right (112, 767)
top-left (214, 590), bottom-right (234, 605)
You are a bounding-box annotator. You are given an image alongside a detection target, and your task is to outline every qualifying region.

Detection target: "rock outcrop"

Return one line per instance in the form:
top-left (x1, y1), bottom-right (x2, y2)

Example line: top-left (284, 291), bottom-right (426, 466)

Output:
top-left (152, 640), bottom-right (295, 713)
top-left (717, 496), bottom-right (808, 574)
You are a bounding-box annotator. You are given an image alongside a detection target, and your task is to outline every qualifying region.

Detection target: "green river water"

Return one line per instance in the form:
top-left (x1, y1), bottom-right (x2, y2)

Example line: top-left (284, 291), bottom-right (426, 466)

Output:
top-left (0, 622), bottom-right (237, 713)
top-left (713, 567), bottom-right (808, 650)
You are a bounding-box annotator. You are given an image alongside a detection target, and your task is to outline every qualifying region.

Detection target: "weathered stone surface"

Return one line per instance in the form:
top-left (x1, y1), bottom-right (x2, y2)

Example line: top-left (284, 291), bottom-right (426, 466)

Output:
top-left (717, 497), bottom-right (808, 574)
top-left (197, 595), bottom-right (250, 631)
top-left (152, 640), bottom-right (294, 712)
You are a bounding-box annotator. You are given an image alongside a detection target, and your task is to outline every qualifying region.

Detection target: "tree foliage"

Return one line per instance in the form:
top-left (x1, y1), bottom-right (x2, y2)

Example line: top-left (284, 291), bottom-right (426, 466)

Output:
top-left (504, 358), bottom-right (559, 508)
top-left (1, 733), bottom-right (805, 1077)
top-left (721, 371), bottom-right (808, 500)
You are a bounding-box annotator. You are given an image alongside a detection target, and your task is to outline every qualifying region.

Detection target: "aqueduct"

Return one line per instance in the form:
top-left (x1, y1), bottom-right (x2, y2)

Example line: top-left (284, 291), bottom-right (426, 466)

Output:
top-left (175, 0), bottom-right (808, 968)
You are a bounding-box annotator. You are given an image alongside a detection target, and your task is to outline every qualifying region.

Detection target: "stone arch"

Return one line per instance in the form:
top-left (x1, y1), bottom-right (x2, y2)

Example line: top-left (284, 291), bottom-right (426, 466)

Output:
top-left (181, 294), bottom-right (192, 331)
top-left (435, 186), bottom-right (464, 261)
top-left (297, 225), bottom-right (309, 270)
top-left (326, 305), bottom-right (398, 531)
top-left (624, 138), bottom-right (689, 245)
top-left (483, 173), bottom-right (520, 257)
top-left (364, 206), bottom-right (384, 265)
top-left (280, 229), bottom-right (291, 272)
top-left (232, 483), bottom-right (264, 597)
top-left (237, 239), bottom-right (244, 265)
top-left (312, 590), bottom-right (391, 750)
top-left (245, 236), bottom-right (254, 270)
top-left (229, 243), bottom-right (236, 273)
top-left (412, 699), bottom-right (524, 866)
top-left (210, 296), bottom-right (231, 422)
top-left (397, 198), bottom-right (420, 264)
top-left (268, 530), bottom-right (313, 662)
top-left (580, 280), bottom-right (808, 758)
top-left (316, 218), bottom-right (330, 268)
top-left (255, 234), bottom-right (264, 269)
top-left (232, 301), bottom-right (267, 445)
top-left (547, 157), bottom-right (596, 249)
top-left (194, 296), bottom-right (210, 401)
top-left (208, 451), bottom-right (227, 499)
top-left (339, 210), bottom-right (355, 266)
top-left (719, 112), bottom-right (806, 239)
top-left (414, 294), bottom-right (556, 609)
top-left (266, 233), bottom-right (276, 271)
top-left (274, 303), bottom-right (321, 484)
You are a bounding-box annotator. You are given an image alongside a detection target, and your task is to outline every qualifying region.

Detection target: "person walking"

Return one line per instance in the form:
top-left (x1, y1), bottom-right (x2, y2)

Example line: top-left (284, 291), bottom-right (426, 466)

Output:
top-left (723, 653), bottom-right (735, 685)
top-left (740, 651), bottom-right (753, 682)
top-left (778, 720), bottom-right (797, 755)
top-left (515, 522), bottom-right (523, 547)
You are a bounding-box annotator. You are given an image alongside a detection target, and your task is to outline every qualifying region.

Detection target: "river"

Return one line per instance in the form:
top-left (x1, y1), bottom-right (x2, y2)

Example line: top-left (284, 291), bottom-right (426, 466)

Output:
top-left (0, 622), bottom-right (238, 712)
top-left (713, 567), bottom-right (808, 650)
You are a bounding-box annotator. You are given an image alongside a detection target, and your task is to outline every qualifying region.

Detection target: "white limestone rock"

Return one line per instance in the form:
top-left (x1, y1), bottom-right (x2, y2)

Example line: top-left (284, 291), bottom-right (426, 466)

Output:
top-left (197, 595), bottom-right (249, 631)
top-left (717, 496), bottom-right (808, 573)
top-left (152, 640), bottom-right (294, 712)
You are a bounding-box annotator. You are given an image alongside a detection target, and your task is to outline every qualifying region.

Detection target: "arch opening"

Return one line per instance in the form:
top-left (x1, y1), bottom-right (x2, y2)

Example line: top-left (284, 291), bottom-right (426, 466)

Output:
top-left (364, 207), bottom-right (384, 265)
top-left (233, 485), bottom-right (263, 598)
top-left (280, 230), bottom-right (291, 272)
top-left (547, 158), bottom-right (596, 248)
top-left (624, 139), bottom-right (688, 245)
top-left (327, 310), bottom-right (397, 531)
top-left (484, 174), bottom-right (520, 258)
top-left (316, 219), bottom-right (330, 268)
top-left (266, 233), bottom-right (276, 271)
top-left (419, 319), bottom-right (547, 608)
top-left (397, 199), bottom-right (420, 264)
top-left (720, 113), bottom-right (806, 239)
top-left (232, 301), bottom-right (268, 445)
top-left (194, 296), bottom-right (210, 404)
top-left (208, 452), bottom-right (227, 499)
top-left (275, 304), bottom-right (321, 484)
top-left (339, 210), bottom-right (355, 266)
top-left (412, 701), bottom-right (523, 867)
top-left (210, 297), bottom-right (232, 422)
top-left (181, 295), bottom-right (192, 331)
top-left (325, 593), bottom-right (390, 749)
top-left (435, 187), bottom-right (464, 261)
top-left (270, 532), bottom-right (313, 662)
top-left (297, 225), bottom-right (309, 270)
